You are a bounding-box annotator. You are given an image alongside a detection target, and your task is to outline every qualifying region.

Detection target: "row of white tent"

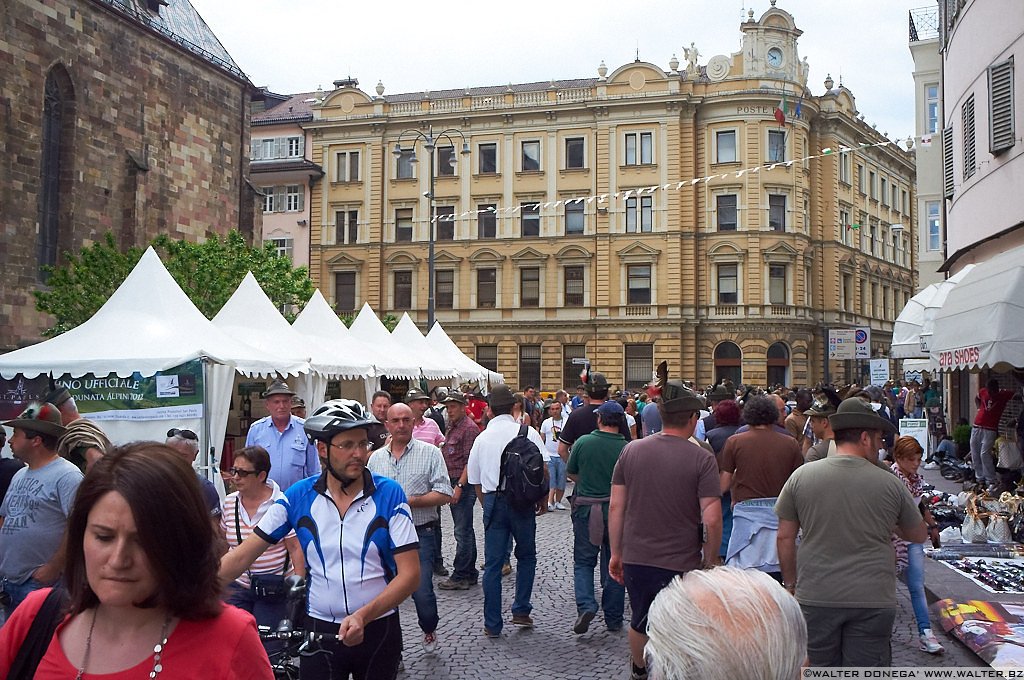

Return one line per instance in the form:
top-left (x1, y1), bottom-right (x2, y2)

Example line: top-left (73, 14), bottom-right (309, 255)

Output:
top-left (0, 247), bottom-right (503, 470)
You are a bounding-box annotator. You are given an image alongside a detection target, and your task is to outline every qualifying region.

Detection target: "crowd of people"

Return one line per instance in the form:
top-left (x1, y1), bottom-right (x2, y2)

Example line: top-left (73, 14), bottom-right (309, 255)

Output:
top-left (0, 368), bottom-right (1021, 678)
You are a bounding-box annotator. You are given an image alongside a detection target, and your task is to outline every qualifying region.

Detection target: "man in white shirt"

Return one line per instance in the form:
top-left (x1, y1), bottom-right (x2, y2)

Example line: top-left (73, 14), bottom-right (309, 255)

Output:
top-left (466, 385), bottom-right (548, 637)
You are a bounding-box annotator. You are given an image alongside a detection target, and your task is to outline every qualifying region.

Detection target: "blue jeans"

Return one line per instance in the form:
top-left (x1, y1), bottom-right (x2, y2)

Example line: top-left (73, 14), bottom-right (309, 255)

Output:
top-left (571, 510), bottom-right (624, 628)
top-left (225, 580), bottom-right (287, 656)
top-left (482, 493), bottom-right (536, 633)
top-left (413, 523), bottom-right (439, 634)
top-left (0, 577), bottom-right (44, 620)
top-left (971, 426), bottom-right (998, 485)
top-left (449, 482), bottom-right (478, 583)
top-left (902, 542), bottom-right (931, 634)
top-left (547, 457), bottom-right (567, 490)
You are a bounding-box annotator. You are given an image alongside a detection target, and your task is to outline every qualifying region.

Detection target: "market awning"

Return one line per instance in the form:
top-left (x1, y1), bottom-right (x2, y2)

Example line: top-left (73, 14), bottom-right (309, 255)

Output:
top-left (930, 248), bottom-right (1024, 371)
top-left (918, 264), bottom-right (975, 356)
top-left (890, 284), bottom-right (938, 359)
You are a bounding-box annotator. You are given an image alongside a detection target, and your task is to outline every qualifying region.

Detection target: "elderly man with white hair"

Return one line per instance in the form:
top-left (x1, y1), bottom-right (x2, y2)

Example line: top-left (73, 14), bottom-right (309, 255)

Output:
top-left (166, 426), bottom-right (221, 519)
top-left (645, 566), bottom-right (807, 680)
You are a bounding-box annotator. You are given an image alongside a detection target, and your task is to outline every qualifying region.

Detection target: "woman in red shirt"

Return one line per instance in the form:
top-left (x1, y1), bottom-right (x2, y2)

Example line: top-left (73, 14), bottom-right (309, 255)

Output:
top-left (0, 443), bottom-right (273, 680)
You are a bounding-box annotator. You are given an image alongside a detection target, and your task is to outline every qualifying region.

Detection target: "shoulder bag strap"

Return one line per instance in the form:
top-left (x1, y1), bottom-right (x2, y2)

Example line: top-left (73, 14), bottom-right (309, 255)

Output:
top-left (8, 586), bottom-right (67, 680)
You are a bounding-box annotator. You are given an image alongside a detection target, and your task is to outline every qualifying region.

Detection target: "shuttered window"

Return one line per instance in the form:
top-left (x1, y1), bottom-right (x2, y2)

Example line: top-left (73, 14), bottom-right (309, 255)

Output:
top-left (989, 58), bottom-right (1015, 154)
top-left (942, 127), bottom-right (955, 198)
top-left (962, 95), bottom-right (976, 180)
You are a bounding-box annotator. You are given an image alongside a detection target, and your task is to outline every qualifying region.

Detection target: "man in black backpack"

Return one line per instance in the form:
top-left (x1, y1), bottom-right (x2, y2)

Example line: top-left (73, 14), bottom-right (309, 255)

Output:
top-left (466, 385), bottom-right (548, 637)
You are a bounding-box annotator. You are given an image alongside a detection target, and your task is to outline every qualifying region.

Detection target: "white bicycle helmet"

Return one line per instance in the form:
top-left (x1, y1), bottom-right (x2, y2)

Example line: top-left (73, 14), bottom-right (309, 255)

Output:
top-left (303, 399), bottom-right (375, 442)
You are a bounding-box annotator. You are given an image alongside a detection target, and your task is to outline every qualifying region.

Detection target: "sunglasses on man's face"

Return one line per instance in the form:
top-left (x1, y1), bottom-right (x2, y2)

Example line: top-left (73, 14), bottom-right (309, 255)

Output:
top-left (167, 428), bottom-right (198, 441)
top-left (229, 467), bottom-right (258, 478)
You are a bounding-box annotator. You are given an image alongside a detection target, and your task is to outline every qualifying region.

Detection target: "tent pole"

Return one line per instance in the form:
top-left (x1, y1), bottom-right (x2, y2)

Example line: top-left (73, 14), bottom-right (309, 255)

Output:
top-left (201, 357), bottom-right (211, 480)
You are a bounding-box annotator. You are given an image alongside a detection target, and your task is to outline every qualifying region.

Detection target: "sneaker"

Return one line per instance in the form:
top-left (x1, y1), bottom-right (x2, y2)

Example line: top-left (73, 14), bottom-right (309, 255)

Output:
top-left (573, 611), bottom-right (596, 634)
top-left (432, 564), bottom-right (449, 577)
top-left (483, 626), bottom-right (501, 638)
top-left (919, 629), bottom-right (945, 654)
top-left (555, 501), bottom-right (567, 510)
top-left (437, 578), bottom-right (472, 590)
top-left (511, 613), bottom-right (534, 628)
top-left (548, 503), bottom-right (555, 512)
top-left (422, 631), bottom-right (437, 654)
top-left (923, 462), bottom-right (939, 470)
top-left (501, 563), bottom-right (512, 577)
top-left (607, 623), bottom-right (623, 632)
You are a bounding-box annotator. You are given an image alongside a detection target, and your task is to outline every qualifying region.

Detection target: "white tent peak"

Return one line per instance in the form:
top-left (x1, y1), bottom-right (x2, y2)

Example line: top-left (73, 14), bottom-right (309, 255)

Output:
top-left (293, 290), bottom-right (351, 337)
top-left (213, 272), bottom-right (297, 338)
top-left (0, 247), bottom-right (307, 379)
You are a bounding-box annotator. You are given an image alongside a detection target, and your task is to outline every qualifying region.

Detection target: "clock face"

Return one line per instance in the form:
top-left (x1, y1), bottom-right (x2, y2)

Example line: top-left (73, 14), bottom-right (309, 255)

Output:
top-left (767, 47), bottom-right (784, 68)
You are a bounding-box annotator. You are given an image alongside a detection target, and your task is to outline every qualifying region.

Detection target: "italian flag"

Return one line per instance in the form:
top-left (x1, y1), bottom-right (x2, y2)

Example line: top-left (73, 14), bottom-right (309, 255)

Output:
top-left (774, 93), bottom-right (787, 126)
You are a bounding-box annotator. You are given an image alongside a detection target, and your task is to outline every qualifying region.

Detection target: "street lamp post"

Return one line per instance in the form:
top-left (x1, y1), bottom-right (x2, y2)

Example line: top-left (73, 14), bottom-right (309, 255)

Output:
top-left (392, 126), bottom-right (470, 331)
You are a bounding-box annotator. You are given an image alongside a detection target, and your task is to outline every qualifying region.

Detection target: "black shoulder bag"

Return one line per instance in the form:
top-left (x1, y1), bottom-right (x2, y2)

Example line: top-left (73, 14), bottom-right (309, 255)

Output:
top-left (8, 586), bottom-right (68, 680)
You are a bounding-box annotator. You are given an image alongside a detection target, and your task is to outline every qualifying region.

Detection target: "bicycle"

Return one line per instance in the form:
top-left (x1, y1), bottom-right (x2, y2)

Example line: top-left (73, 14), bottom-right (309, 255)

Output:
top-left (256, 576), bottom-right (335, 680)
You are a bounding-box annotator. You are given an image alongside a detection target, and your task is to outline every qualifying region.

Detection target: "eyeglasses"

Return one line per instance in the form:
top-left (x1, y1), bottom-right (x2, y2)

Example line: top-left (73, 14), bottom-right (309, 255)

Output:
top-left (329, 440), bottom-right (373, 453)
top-left (229, 467), bottom-right (258, 478)
top-left (167, 428), bottom-right (198, 441)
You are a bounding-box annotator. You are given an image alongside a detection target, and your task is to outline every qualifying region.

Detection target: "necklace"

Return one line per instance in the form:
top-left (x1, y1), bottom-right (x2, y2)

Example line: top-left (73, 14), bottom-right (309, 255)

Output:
top-left (75, 609), bottom-right (173, 680)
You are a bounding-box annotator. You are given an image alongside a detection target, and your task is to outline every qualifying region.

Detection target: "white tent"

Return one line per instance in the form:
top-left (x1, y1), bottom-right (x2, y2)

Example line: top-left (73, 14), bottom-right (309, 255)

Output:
top-left (0, 247), bottom-right (308, 479)
top-left (890, 284), bottom-right (937, 359)
top-left (214, 273), bottom-right (379, 412)
top-left (291, 290), bottom-right (408, 405)
top-left (425, 322), bottom-right (505, 387)
top-left (930, 249), bottom-right (1024, 371)
top-left (390, 314), bottom-right (468, 384)
top-left (348, 304), bottom-right (457, 380)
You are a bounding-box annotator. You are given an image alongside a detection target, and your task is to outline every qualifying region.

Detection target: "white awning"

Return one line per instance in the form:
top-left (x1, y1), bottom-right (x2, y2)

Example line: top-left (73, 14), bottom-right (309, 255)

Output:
top-left (890, 284), bottom-right (939, 359)
top-left (918, 264), bottom-right (975, 355)
top-left (930, 248), bottom-right (1024, 371)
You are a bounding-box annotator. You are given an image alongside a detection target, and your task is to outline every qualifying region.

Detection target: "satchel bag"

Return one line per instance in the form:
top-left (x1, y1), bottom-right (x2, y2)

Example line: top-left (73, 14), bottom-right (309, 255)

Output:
top-left (7, 586), bottom-right (68, 680)
top-left (987, 515), bottom-right (1013, 543)
top-left (234, 497), bottom-right (289, 599)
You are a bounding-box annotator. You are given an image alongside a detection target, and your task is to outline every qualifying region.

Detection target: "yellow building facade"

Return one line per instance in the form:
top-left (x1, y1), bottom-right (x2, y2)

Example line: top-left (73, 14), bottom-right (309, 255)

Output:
top-left (306, 6), bottom-right (916, 392)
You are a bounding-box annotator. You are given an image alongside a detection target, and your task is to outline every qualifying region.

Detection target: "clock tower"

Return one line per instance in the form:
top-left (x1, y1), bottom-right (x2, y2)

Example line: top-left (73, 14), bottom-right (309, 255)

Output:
top-left (739, 1), bottom-right (807, 86)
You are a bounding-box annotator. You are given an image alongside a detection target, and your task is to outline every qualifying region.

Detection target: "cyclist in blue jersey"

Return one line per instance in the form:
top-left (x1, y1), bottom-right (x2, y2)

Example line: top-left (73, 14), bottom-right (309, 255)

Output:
top-left (219, 400), bottom-right (419, 680)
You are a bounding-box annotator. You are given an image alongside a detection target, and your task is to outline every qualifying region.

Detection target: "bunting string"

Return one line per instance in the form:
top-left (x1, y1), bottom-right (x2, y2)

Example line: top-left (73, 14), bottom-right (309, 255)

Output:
top-left (415, 139), bottom-right (907, 224)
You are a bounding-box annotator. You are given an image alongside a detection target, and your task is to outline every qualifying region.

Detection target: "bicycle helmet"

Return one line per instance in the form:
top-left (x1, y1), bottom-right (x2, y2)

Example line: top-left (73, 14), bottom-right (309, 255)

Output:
top-left (303, 399), bottom-right (375, 442)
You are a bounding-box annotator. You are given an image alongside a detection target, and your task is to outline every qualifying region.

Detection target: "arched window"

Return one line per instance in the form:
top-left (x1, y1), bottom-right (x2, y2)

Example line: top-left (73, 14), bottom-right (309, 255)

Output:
top-left (714, 341), bottom-right (742, 386)
top-left (39, 65), bottom-right (75, 281)
top-left (767, 342), bottom-right (790, 388)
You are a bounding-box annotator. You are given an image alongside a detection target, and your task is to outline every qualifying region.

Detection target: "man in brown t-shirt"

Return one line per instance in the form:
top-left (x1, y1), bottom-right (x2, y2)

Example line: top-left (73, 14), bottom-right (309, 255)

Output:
top-left (609, 378), bottom-right (721, 680)
top-left (720, 395), bottom-right (804, 505)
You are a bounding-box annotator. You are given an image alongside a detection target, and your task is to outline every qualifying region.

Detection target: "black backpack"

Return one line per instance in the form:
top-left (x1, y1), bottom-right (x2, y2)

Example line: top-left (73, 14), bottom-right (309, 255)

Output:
top-left (498, 425), bottom-right (549, 511)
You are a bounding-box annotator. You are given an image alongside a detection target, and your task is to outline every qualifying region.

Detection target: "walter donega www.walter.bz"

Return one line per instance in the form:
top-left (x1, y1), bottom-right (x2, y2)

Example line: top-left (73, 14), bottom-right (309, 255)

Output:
top-left (803, 670), bottom-right (1020, 679)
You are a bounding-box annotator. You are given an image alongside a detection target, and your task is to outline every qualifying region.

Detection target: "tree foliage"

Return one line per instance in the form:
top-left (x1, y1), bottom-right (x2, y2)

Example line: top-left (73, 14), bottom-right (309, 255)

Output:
top-left (34, 231), bottom-right (316, 337)
top-left (339, 312), bottom-right (398, 332)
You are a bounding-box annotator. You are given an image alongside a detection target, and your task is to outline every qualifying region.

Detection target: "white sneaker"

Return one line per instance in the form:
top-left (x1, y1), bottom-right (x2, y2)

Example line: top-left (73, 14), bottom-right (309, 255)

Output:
top-left (919, 629), bottom-right (945, 654)
top-left (548, 503), bottom-right (555, 512)
top-left (923, 462), bottom-right (939, 470)
top-left (422, 631), bottom-right (437, 654)
top-left (555, 501), bottom-right (567, 510)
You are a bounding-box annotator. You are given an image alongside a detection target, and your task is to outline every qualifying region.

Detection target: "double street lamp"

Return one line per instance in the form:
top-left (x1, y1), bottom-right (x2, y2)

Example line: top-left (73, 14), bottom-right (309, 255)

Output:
top-left (392, 126), bottom-right (470, 331)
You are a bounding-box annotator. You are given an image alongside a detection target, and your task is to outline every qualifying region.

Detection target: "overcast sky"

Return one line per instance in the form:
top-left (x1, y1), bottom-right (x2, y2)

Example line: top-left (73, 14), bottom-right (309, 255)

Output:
top-left (190, 0), bottom-right (936, 140)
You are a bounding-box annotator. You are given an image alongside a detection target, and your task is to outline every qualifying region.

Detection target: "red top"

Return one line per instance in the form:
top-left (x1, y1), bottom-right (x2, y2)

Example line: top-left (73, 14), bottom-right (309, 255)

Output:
top-left (974, 388), bottom-right (1016, 429)
top-left (0, 588), bottom-right (273, 680)
top-left (465, 396), bottom-right (487, 431)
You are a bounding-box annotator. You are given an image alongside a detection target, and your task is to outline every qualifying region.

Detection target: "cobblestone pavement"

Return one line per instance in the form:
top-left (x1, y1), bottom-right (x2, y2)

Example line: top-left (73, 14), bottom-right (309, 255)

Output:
top-left (394, 476), bottom-right (985, 678)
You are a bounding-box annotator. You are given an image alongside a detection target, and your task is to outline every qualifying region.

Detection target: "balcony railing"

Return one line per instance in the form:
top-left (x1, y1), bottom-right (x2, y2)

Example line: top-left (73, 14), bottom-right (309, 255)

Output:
top-left (624, 305), bottom-right (652, 317)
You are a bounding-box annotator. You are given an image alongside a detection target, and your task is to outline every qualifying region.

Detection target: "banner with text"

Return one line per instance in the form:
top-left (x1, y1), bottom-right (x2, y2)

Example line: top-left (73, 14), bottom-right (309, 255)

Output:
top-left (0, 361), bottom-right (204, 422)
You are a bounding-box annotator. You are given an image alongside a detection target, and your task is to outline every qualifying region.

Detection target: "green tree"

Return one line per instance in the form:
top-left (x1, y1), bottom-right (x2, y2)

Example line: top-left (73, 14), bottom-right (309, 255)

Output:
top-left (34, 231), bottom-right (315, 337)
top-left (339, 312), bottom-right (398, 332)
